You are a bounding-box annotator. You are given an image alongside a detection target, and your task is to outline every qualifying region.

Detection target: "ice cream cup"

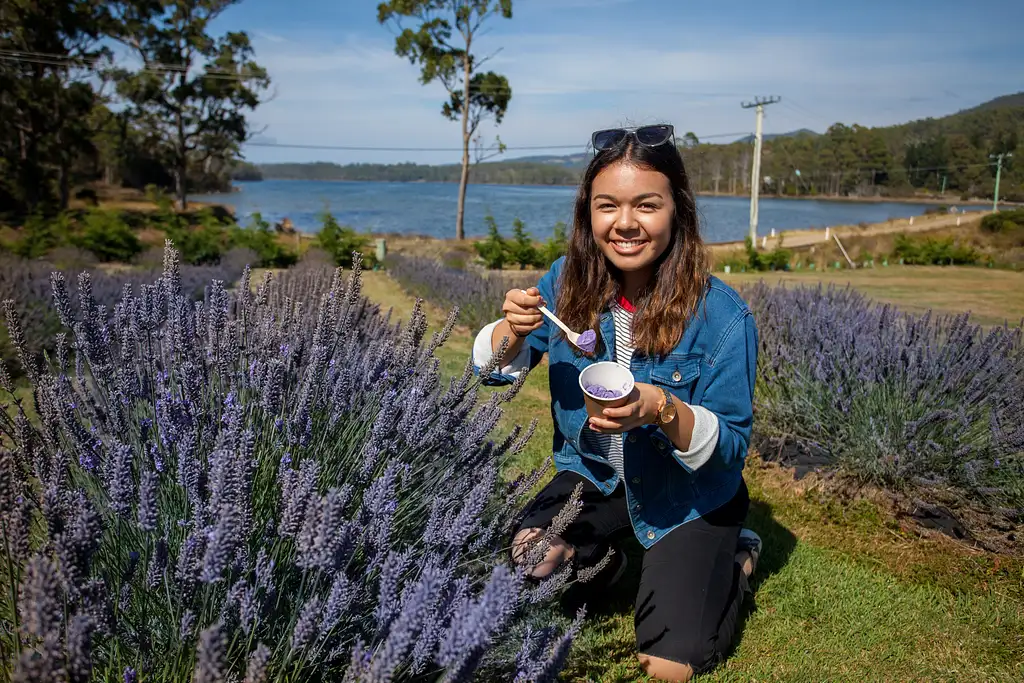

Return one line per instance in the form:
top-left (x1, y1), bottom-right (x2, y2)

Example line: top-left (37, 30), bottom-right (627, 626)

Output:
top-left (579, 362), bottom-right (635, 420)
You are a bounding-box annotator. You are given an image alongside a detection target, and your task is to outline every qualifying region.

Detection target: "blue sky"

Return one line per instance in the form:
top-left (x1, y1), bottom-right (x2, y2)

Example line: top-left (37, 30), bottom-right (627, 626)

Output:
top-left (211, 0), bottom-right (1023, 165)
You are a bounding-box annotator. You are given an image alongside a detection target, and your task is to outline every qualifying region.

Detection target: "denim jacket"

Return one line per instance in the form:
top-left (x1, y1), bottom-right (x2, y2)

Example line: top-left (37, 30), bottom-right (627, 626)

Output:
top-left (475, 257), bottom-right (759, 549)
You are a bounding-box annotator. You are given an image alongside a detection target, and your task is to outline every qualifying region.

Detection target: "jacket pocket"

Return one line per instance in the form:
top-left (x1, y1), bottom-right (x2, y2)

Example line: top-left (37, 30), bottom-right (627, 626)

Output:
top-left (649, 354), bottom-right (701, 402)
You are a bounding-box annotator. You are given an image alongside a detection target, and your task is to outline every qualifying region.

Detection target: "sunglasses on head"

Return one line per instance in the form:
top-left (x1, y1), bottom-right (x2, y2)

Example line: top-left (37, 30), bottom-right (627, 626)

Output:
top-left (591, 124), bottom-right (675, 152)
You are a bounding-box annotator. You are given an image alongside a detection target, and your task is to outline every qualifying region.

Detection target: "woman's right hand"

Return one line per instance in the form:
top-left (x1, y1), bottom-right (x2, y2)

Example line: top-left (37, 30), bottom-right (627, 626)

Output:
top-left (502, 287), bottom-right (546, 338)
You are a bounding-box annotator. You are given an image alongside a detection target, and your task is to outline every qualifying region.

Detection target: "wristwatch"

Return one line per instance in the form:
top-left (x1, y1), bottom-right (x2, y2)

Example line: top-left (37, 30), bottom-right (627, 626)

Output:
top-left (654, 387), bottom-right (677, 426)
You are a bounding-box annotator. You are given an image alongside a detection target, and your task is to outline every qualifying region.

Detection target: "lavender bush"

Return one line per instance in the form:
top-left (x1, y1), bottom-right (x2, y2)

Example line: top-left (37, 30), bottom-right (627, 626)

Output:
top-left (0, 249), bottom-right (252, 377)
top-left (387, 255), bottom-right (537, 331)
top-left (747, 282), bottom-right (1024, 507)
top-left (0, 243), bottom-right (585, 681)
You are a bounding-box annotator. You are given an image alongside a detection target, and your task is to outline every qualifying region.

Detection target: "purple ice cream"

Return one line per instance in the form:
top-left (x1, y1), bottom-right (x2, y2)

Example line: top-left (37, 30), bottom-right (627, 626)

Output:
top-left (584, 383), bottom-right (625, 399)
top-left (576, 329), bottom-right (597, 353)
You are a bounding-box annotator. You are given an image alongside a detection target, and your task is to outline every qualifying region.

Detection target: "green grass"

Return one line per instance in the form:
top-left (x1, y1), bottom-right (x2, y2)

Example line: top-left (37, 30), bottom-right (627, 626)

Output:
top-left (721, 266), bottom-right (1024, 327)
top-left (364, 269), bottom-right (1024, 682)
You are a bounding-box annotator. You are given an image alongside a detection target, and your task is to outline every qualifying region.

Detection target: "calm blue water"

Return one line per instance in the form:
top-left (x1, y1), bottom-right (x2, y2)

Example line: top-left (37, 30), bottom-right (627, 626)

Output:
top-left (193, 180), bottom-right (975, 243)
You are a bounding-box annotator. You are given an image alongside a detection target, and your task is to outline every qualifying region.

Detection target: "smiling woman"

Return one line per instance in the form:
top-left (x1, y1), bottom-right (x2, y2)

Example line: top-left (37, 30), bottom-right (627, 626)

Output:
top-left (471, 124), bottom-right (762, 682)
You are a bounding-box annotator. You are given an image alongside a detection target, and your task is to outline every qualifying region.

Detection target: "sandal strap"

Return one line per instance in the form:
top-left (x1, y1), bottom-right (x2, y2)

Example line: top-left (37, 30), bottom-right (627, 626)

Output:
top-left (738, 528), bottom-right (762, 556)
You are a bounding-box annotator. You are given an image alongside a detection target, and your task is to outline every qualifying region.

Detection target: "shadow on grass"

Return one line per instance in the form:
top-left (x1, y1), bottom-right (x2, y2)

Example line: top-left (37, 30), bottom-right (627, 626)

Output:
top-left (557, 491), bottom-right (798, 681)
top-left (724, 496), bottom-right (799, 660)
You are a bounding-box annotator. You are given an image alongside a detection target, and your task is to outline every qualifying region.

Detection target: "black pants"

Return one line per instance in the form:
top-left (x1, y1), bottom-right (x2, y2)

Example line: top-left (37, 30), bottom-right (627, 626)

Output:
top-left (517, 471), bottom-right (750, 673)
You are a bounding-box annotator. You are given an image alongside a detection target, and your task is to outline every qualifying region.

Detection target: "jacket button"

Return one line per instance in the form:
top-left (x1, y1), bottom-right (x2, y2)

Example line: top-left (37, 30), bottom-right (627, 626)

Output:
top-left (628, 434), bottom-right (637, 443)
top-left (655, 440), bottom-right (666, 449)
top-left (631, 477), bottom-right (641, 485)
top-left (633, 503), bottom-right (642, 511)
top-left (672, 370), bottom-right (682, 382)
top-left (647, 530), bottom-right (656, 540)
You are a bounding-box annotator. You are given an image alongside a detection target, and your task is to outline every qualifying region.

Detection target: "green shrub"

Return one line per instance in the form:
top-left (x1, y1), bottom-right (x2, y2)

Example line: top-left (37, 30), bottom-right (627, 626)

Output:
top-left (539, 220), bottom-right (569, 267)
top-left (441, 249), bottom-right (469, 270)
top-left (72, 209), bottom-right (143, 262)
top-left (232, 212), bottom-right (298, 268)
top-left (507, 217), bottom-right (542, 269)
top-left (744, 236), bottom-right (791, 271)
top-left (475, 214), bottom-right (507, 270)
top-left (981, 208), bottom-right (1024, 233)
top-left (162, 208), bottom-right (231, 265)
top-left (146, 184), bottom-right (188, 232)
top-left (716, 255), bottom-right (747, 272)
top-left (892, 234), bottom-right (978, 265)
top-left (764, 247), bottom-right (793, 271)
top-left (315, 211), bottom-right (371, 268)
top-left (12, 212), bottom-right (72, 259)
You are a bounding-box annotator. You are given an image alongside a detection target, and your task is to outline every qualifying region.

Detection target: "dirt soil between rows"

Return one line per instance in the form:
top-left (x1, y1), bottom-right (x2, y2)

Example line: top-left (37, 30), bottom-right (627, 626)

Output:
top-left (751, 433), bottom-right (1023, 556)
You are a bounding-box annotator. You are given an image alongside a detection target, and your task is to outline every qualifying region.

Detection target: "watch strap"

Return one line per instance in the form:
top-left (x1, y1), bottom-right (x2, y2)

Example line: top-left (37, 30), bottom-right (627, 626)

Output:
top-left (655, 387), bottom-right (674, 425)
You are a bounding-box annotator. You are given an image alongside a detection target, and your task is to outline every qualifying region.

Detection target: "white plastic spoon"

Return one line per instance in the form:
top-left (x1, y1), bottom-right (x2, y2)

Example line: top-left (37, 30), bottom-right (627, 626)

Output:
top-left (519, 290), bottom-right (597, 352)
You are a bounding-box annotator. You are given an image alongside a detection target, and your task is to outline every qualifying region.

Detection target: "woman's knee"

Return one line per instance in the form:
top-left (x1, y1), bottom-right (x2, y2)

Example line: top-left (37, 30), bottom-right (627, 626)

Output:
top-left (637, 653), bottom-right (695, 682)
top-left (511, 528), bottom-right (574, 579)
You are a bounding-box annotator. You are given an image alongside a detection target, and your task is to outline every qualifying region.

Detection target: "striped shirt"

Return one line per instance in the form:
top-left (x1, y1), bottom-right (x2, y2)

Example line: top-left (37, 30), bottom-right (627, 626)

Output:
top-left (580, 302), bottom-right (634, 480)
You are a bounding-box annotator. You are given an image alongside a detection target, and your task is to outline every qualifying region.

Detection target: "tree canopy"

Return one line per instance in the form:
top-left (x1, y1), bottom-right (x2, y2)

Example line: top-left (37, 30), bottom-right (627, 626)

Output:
top-left (377, 0), bottom-right (513, 239)
top-left (1, 0), bottom-right (269, 217)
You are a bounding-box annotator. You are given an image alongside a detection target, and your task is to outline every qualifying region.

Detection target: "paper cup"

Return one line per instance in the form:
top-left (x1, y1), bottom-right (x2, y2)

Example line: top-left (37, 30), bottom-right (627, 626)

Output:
top-left (579, 362), bottom-right (635, 419)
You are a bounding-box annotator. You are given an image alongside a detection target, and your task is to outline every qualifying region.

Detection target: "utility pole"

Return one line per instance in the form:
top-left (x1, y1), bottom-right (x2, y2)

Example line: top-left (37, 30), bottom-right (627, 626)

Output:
top-left (990, 152), bottom-right (1013, 212)
top-left (742, 96), bottom-right (781, 243)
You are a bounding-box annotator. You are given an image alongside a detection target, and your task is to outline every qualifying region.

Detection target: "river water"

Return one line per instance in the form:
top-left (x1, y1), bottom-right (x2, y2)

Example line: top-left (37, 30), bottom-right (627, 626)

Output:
top-left (193, 180), bottom-right (976, 243)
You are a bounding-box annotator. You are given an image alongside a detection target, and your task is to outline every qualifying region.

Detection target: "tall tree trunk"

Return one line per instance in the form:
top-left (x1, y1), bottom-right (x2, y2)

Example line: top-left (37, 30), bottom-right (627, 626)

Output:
top-left (176, 69), bottom-right (188, 210)
top-left (175, 166), bottom-right (187, 211)
top-left (455, 41), bottom-right (472, 241)
top-left (59, 159), bottom-right (70, 210)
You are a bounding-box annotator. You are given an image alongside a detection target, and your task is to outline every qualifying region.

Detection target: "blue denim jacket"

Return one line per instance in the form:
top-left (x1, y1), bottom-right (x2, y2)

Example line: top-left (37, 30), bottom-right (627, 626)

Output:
top-left (477, 257), bottom-right (759, 549)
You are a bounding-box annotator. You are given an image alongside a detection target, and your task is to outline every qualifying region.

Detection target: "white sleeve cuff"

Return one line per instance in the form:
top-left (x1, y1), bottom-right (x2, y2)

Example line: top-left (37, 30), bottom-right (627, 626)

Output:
top-left (671, 404), bottom-right (720, 472)
top-left (472, 319), bottom-right (532, 377)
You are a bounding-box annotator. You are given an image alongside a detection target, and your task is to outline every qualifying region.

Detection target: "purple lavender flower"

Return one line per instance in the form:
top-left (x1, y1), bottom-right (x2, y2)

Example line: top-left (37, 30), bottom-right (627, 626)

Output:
top-left (437, 565), bottom-right (524, 682)
top-left (245, 643), bottom-right (271, 683)
top-left (137, 469), bottom-right (158, 532)
top-left (66, 614), bottom-right (95, 683)
top-left (194, 621), bottom-right (226, 683)
top-left (18, 555), bottom-right (63, 639)
top-left (321, 571), bottom-right (355, 636)
top-left (368, 567), bottom-right (442, 680)
top-left (290, 596), bottom-right (323, 653)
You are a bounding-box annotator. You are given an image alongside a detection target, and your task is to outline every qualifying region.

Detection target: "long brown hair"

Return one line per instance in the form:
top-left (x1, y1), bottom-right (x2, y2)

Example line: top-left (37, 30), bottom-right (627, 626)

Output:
top-left (556, 136), bottom-right (710, 358)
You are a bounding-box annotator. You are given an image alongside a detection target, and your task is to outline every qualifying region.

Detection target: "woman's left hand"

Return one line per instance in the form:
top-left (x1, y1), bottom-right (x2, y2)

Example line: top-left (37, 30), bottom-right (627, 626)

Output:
top-left (588, 382), bottom-right (663, 434)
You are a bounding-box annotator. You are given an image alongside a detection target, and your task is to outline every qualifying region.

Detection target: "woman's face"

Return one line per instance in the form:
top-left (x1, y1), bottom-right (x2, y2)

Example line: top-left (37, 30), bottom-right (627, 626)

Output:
top-left (589, 161), bottom-right (675, 277)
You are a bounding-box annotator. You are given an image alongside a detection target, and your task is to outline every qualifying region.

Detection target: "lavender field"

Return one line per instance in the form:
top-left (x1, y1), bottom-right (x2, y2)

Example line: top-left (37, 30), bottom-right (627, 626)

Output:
top-left (748, 282), bottom-right (1024, 508)
top-left (2, 247), bottom-right (1021, 682)
top-left (387, 255), bottom-right (537, 331)
top-left (0, 246), bottom-right (588, 682)
top-left (390, 255), bottom-right (1024, 512)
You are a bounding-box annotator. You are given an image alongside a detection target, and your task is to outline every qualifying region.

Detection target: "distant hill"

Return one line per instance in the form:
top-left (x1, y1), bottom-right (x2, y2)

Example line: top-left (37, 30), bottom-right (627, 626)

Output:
top-left (958, 92), bottom-right (1024, 114)
top-left (735, 128), bottom-right (819, 144)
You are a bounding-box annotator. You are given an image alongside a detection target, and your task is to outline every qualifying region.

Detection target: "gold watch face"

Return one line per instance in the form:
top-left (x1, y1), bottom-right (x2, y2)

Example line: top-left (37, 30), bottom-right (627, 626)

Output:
top-left (660, 399), bottom-right (677, 424)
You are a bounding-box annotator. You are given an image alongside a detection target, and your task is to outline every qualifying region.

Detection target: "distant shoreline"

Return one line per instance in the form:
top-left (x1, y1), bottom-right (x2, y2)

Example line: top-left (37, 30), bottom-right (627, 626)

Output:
top-left (228, 178), bottom-right (998, 207)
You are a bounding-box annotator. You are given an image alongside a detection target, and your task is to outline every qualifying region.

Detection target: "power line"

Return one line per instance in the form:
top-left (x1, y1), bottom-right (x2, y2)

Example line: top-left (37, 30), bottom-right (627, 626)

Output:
top-left (244, 131), bottom-right (753, 153)
top-left (0, 50), bottom-right (266, 81)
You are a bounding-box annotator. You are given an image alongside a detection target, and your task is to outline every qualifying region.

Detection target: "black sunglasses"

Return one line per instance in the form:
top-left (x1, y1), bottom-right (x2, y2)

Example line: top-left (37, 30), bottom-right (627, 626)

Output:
top-left (591, 124), bottom-right (675, 152)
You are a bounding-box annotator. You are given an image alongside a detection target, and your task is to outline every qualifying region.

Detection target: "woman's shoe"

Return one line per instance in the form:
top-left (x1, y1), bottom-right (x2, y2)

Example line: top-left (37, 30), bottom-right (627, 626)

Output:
top-left (737, 528), bottom-right (762, 595)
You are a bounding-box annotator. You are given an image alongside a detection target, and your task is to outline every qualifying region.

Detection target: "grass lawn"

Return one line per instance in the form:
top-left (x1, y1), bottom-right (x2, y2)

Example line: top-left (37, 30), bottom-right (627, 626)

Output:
top-left (720, 266), bottom-right (1024, 327)
top-left (361, 269), bottom-right (1024, 682)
